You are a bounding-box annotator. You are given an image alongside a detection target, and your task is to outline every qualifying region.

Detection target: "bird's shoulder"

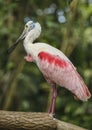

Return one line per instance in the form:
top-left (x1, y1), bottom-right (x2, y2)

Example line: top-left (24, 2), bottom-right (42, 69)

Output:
top-left (34, 43), bottom-right (69, 61)
top-left (34, 43), bottom-right (76, 70)
top-left (34, 42), bottom-right (70, 63)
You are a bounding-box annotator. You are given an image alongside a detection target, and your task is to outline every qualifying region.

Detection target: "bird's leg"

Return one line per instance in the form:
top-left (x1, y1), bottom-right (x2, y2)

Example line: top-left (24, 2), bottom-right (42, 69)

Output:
top-left (48, 83), bottom-right (57, 115)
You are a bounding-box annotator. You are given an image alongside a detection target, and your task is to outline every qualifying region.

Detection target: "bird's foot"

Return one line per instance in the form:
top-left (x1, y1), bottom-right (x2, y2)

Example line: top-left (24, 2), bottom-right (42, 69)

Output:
top-left (49, 112), bottom-right (56, 118)
top-left (24, 54), bottom-right (33, 62)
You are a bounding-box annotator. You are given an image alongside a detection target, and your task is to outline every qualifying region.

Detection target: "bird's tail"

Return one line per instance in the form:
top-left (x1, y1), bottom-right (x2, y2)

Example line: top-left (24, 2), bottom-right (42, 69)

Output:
top-left (72, 71), bottom-right (91, 101)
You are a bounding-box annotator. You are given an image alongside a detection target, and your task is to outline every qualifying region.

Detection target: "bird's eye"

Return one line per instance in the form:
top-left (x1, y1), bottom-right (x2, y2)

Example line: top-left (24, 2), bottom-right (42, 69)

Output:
top-left (25, 25), bottom-right (28, 28)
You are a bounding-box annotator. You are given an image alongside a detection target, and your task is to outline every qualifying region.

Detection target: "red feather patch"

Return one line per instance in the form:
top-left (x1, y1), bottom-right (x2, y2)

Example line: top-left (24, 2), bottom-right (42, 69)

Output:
top-left (38, 52), bottom-right (68, 68)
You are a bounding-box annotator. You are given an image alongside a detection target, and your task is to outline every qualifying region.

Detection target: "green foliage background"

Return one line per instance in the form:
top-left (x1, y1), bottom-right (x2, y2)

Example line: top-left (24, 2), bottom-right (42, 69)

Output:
top-left (0, 0), bottom-right (92, 129)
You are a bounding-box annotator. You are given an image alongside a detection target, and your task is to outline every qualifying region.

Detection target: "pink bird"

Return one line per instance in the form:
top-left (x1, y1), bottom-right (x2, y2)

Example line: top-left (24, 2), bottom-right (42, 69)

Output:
top-left (7, 21), bottom-right (91, 114)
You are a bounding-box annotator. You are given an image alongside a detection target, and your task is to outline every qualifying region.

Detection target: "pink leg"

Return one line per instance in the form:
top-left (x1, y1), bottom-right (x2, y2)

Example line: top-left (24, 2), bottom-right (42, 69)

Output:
top-left (48, 83), bottom-right (57, 115)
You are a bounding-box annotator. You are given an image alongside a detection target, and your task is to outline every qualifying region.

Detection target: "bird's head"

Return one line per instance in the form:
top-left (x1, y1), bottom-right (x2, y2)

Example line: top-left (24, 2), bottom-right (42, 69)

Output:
top-left (20, 21), bottom-right (41, 40)
top-left (7, 20), bottom-right (41, 54)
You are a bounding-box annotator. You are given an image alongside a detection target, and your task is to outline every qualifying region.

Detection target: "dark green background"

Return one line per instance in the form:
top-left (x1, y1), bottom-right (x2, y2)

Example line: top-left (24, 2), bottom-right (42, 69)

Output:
top-left (0, 0), bottom-right (92, 129)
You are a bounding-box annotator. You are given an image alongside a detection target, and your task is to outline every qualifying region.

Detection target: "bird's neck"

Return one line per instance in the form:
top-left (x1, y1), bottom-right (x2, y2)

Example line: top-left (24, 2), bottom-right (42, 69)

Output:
top-left (24, 34), bottom-right (34, 44)
top-left (24, 29), bottom-right (40, 44)
top-left (23, 37), bottom-right (34, 57)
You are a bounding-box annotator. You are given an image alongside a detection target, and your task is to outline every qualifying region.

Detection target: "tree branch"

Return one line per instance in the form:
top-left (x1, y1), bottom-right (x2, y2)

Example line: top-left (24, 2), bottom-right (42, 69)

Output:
top-left (0, 111), bottom-right (87, 130)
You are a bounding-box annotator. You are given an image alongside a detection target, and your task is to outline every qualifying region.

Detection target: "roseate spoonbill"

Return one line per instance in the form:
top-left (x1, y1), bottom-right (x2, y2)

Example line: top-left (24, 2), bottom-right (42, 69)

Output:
top-left (7, 21), bottom-right (91, 114)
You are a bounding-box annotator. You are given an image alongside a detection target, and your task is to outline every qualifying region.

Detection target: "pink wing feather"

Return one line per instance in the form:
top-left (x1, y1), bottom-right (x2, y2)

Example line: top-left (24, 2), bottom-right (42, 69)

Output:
top-left (38, 51), bottom-right (91, 101)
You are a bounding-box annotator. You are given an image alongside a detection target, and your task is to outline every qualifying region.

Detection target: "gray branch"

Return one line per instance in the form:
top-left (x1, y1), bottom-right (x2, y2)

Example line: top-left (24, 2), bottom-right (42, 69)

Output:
top-left (0, 111), bottom-right (87, 130)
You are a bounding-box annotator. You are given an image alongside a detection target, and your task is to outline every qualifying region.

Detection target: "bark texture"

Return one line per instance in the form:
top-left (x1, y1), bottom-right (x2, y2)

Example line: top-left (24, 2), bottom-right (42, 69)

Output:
top-left (0, 111), bottom-right (87, 130)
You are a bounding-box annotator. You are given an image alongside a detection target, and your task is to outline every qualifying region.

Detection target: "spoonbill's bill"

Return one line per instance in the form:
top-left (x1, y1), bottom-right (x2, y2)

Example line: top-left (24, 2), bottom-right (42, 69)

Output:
top-left (7, 21), bottom-right (91, 114)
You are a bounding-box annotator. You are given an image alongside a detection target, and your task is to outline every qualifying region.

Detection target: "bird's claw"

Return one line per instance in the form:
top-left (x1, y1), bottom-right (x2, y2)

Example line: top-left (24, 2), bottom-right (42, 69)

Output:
top-left (49, 113), bottom-right (56, 119)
